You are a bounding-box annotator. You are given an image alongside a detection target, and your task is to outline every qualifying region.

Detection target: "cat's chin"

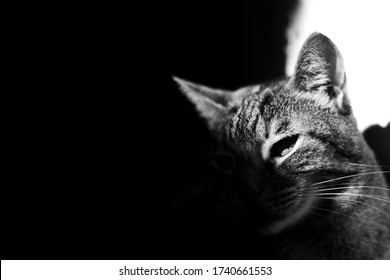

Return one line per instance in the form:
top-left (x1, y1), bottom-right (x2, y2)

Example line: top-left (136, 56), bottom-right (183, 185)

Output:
top-left (255, 194), bottom-right (315, 236)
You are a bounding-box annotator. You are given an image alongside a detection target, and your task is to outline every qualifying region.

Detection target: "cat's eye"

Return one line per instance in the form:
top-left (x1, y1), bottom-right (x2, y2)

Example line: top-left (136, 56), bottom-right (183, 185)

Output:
top-left (271, 135), bottom-right (299, 158)
top-left (211, 153), bottom-right (236, 173)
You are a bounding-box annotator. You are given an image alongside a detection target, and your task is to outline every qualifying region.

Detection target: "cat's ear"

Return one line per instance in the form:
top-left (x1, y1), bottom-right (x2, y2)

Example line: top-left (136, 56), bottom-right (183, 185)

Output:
top-left (173, 77), bottom-right (249, 130)
top-left (288, 32), bottom-right (350, 114)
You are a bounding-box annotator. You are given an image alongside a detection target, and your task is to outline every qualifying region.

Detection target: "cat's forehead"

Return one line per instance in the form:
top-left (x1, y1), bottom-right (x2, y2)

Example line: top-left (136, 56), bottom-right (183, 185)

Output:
top-left (227, 83), bottom-right (307, 146)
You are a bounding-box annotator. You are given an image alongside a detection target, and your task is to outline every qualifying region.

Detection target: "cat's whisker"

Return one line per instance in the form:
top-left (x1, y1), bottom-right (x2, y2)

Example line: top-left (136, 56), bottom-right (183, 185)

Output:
top-left (310, 171), bottom-right (390, 186)
top-left (348, 163), bottom-right (390, 168)
top-left (312, 192), bottom-right (390, 203)
top-left (300, 182), bottom-right (360, 191)
top-left (306, 209), bottom-right (330, 222)
top-left (299, 188), bottom-right (390, 204)
top-left (310, 206), bottom-right (366, 223)
top-left (321, 182), bottom-right (387, 187)
top-left (301, 160), bottom-right (390, 170)
top-left (299, 195), bottom-right (388, 215)
top-left (307, 185), bottom-right (390, 193)
top-left (302, 192), bottom-right (389, 215)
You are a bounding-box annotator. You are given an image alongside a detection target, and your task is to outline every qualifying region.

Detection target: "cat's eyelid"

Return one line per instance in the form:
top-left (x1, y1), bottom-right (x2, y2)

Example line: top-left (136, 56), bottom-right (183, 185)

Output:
top-left (274, 135), bottom-right (303, 165)
top-left (262, 134), bottom-right (303, 164)
top-left (262, 134), bottom-right (292, 159)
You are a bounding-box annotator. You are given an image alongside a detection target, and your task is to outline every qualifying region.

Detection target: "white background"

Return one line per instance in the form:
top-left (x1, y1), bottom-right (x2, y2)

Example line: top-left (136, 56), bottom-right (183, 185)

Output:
top-left (286, 0), bottom-right (390, 130)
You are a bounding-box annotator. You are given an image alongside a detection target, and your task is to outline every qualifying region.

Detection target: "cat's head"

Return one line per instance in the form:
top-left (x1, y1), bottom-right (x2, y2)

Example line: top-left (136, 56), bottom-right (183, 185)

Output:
top-left (174, 33), bottom-right (367, 234)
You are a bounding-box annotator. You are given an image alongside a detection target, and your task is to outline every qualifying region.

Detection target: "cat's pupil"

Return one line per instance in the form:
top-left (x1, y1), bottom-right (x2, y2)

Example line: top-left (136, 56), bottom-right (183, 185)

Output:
top-left (271, 135), bottom-right (299, 158)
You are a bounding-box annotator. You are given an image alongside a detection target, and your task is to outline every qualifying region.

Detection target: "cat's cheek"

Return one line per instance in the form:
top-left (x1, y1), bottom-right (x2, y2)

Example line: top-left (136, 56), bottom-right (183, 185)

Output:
top-left (333, 187), bottom-right (360, 213)
top-left (258, 195), bottom-right (315, 235)
top-left (257, 180), bottom-right (317, 235)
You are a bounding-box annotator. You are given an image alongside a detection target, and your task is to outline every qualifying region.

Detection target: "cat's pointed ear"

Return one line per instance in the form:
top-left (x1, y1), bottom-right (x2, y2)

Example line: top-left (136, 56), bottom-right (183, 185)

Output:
top-left (174, 76), bottom-right (247, 130)
top-left (173, 76), bottom-right (230, 129)
top-left (287, 32), bottom-right (350, 114)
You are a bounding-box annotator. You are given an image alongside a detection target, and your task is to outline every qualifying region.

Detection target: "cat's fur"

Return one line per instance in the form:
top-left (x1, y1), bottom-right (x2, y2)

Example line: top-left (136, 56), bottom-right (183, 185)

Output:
top-left (174, 32), bottom-right (390, 259)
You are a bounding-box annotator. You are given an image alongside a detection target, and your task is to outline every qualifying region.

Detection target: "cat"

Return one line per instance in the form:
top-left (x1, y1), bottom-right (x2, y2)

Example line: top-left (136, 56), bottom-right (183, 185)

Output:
top-left (173, 32), bottom-right (390, 259)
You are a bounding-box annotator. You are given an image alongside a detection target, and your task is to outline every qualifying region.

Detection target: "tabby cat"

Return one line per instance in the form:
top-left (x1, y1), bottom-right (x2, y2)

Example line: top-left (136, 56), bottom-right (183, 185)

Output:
top-left (174, 32), bottom-right (390, 259)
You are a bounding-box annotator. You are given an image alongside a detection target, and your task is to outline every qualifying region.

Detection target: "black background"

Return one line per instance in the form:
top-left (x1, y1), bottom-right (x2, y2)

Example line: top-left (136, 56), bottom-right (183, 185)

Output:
top-left (4, 0), bottom-right (389, 260)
